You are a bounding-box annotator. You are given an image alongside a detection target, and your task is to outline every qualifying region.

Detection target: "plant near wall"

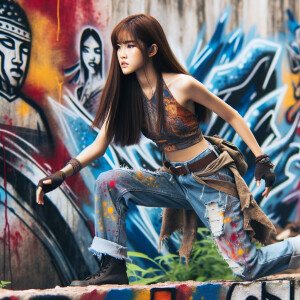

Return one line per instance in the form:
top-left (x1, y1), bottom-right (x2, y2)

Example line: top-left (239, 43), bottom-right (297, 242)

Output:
top-left (0, 281), bottom-right (11, 289)
top-left (127, 228), bottom-right (236, 284)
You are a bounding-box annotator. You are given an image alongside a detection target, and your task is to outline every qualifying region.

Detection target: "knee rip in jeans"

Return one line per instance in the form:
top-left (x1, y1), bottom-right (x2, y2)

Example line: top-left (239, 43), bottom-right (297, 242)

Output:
top-left (205, 198), bottom-right (225, 238)
top-left (205, 198), bottom-right (245, 276)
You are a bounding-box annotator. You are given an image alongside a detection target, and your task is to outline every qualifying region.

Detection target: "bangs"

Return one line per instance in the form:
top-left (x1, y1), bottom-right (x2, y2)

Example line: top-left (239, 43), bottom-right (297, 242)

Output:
top-left (111, 20), bottom-right (146, 50)
top-left (112, 21), bottom-right (135, 46)
top-left (116, 30), bottom-right (135, 45)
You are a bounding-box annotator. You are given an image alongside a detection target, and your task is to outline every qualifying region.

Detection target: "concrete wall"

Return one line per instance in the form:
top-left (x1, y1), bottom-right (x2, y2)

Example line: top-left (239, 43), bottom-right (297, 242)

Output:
top-left (0, 0), bottom-right (299, 289)
top-left (1, 276), bottom-right (300, 300)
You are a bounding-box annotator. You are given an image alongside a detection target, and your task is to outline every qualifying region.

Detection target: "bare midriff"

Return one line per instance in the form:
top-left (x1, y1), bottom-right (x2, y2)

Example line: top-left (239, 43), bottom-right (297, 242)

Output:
top-left (165, 138), bottom-right (210, 162)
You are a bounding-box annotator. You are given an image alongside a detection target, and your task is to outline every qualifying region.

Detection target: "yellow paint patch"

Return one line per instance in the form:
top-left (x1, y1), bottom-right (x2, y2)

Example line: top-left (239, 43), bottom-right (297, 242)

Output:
top-left (100, 226), bottom-right (103, 231)
top-left (103, 201), bottom-right (107, 207)
top-left (94, 195), bottom-right (99, 202)
top-left (149, 177), bottom-right (153, 181)
top-left (133, 289), bottom-right (150, 300)
top-left (95, 210), bottom-right (100, 214)
top-left (112, 215), bottom-right (116, 221)
top-left (16, 101), bottom-right (30, 117)
top-left (108, 207), bottom-right (114, 214)
top-left (223, 217), bottom-right (231, 223)
top-left (238, 249), bottom-right (244, 256)
top-left (25, 10), bottom-right (65, 98)
top-left (136, 171), bottom-right (143, 178)
top-left (219, 212), bottom-right (224, 217)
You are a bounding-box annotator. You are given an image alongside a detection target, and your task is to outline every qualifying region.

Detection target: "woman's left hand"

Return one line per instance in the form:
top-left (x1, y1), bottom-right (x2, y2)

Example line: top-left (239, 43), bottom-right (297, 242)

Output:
top-left (254, 155), bottom-right (275, 198)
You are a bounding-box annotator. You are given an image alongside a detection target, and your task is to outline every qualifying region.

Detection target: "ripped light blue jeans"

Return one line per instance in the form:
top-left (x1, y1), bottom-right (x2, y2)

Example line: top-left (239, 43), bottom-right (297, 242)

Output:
top-left (89, 145), bottom-right (299, 280)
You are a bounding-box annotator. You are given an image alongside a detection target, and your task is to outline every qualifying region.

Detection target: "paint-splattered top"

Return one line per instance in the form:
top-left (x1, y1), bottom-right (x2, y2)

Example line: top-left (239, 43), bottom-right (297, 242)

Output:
top-left (141, 79), bottom-right (203, 152)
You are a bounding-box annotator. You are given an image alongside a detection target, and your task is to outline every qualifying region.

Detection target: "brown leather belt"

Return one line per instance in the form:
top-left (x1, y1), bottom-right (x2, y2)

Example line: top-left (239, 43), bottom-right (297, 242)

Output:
top-left (164, 151), bottom-right (217, 176)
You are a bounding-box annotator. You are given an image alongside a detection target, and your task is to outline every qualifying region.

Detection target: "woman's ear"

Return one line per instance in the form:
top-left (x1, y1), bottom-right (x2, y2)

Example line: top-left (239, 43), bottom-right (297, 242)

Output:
top-left (148, 44), bottom-right (158, 57)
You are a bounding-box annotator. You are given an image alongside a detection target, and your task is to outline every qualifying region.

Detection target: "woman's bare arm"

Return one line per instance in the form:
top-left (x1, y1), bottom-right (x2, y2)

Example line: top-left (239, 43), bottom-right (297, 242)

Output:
top-left (179, 75), bottom-right (272, 197)
top-left (182, 75), bottom-right (264, 157)
top-left (36, 119), bottom-right (111, 204)
top-left (61, 122), bottom-right (111, 176)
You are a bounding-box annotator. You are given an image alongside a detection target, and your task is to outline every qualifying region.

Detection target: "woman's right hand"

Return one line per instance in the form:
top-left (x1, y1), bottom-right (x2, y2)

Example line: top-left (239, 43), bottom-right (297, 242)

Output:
top-left (36, 171), bottom-right (66, 205)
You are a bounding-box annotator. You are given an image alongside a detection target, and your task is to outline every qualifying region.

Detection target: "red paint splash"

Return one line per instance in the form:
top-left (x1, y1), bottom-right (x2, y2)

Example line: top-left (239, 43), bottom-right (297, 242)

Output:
top-left (230, 221), bottom-right (237, 228)
top-left (80, 288), bottom-right (107, 300)
top-left (109, 181), bottom-right (115, 187)
top-left (0, 230), bottom-right (23, 268)
top-left (1, 132), bottom-right (13, 286)
top-left (230, 233), bottom-right (238, 242)
top-left (216, 237), bottom-right (238, 261)
top-left (175, 284), bottom-right (192, 300)
top-left (11, 231), bottom-right (23, 267)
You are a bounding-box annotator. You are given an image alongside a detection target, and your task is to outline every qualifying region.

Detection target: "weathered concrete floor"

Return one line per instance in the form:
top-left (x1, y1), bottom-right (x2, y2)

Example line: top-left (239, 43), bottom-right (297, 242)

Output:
top-left (0, 274), bottom-right (300, 300)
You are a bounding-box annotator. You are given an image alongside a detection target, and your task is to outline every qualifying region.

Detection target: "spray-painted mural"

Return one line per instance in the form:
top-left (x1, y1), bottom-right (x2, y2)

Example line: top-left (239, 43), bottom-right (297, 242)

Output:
top-left (0, 278), bottom-right (299, 300)
top-left (0, 0), bottom-right (299, 290)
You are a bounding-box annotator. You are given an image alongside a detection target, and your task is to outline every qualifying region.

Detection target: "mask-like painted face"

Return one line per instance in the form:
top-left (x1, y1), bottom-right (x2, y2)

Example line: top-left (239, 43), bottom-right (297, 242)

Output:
top-left (82, 35), bottom-right (101, 75)
top-left (0, 32), bottom-right (30, 89)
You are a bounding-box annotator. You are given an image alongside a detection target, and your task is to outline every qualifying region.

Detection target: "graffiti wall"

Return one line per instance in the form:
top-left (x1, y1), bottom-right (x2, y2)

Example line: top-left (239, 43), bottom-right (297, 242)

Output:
top-left (1, 278), bottom-right (299, 300)
top-left (0, 0), bottom-right (299, 289)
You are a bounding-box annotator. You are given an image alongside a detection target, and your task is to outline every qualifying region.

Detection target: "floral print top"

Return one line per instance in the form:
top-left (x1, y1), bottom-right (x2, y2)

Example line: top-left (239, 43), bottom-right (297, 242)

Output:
top-left (142, 79), bottom-right (203, 152)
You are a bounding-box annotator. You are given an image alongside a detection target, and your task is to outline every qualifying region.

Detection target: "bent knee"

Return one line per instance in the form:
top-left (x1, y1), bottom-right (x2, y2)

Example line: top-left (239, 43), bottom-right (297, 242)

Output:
top-left (96, 169), bottom-right (134, 191)
top-left (97, 170), bottom-right (115, 183)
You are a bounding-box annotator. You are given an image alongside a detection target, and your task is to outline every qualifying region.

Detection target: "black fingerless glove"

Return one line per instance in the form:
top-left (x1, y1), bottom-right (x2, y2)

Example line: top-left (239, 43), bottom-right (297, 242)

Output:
top-left (37, 171), bottom-right (66, 194)
top-left (254, 154), bottom-right (275, 187)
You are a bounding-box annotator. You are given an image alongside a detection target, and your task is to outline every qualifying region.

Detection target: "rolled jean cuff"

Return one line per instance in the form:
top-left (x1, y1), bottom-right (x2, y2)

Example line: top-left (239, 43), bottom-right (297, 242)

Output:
top-left (288, 236), bottom-right (300, 269)
top-left (89, 236), bottom-right (131, 261)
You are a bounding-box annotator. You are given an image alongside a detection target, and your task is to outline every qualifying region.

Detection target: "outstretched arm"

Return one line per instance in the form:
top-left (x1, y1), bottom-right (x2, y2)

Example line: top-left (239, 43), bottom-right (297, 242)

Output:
top-left (182, 75), bottom-right (273, 197)
top-left (36, 120), bottom-right (112, 205)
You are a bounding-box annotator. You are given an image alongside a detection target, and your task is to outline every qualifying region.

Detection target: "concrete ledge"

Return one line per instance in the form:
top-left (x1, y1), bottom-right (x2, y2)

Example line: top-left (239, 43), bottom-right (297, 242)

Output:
top-left (0, 274), bottom-right (299, 300)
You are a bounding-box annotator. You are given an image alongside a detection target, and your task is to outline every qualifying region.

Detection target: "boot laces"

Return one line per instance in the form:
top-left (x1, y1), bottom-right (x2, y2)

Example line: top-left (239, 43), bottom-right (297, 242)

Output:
top-left (87, 255), bottom-right (111, 279)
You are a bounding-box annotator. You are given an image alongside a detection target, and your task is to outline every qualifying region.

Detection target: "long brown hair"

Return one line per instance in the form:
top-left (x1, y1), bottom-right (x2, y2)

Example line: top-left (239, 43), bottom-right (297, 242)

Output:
top-left (93, 14), bottom-right (211, 146)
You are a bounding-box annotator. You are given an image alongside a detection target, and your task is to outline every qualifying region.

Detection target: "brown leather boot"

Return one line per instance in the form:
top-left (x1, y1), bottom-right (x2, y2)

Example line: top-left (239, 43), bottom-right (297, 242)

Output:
top-left (70, 255), bottom-right (129, 286)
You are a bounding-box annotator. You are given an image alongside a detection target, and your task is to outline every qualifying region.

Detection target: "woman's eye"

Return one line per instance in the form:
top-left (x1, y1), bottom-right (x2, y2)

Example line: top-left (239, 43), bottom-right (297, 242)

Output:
top-left (127, 44), bottom-right (135, 48)
top-left (95, 47), bottom-right (101, 54)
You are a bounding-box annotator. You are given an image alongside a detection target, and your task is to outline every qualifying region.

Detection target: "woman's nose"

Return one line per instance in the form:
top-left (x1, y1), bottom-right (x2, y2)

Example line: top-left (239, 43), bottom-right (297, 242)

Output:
top-left (120, 47), bottom-right (127, 58)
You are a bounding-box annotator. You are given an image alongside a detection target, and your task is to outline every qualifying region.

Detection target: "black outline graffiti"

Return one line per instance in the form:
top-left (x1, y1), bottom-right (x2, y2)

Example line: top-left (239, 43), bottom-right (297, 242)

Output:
top-left (227, 280), bottom-right (297, 300)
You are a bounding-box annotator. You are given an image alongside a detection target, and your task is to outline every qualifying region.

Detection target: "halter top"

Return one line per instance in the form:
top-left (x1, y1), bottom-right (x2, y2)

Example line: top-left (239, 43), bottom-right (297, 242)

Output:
top-left (141, 79), bottom-right (203, 152)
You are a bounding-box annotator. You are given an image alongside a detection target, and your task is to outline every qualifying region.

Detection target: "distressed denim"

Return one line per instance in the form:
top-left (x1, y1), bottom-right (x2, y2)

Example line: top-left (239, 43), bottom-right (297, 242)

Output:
top-left (89, 145), bottom-right (297, 280)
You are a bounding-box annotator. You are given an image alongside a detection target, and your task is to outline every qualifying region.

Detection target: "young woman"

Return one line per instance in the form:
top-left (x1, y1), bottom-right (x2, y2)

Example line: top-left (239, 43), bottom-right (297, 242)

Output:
top-left (36, 14), bottom-right (300, 286)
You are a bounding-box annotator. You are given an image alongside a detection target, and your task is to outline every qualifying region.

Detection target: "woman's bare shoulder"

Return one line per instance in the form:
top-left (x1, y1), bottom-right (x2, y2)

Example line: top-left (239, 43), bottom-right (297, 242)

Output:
top-left (162, 73), bottom-right (195, 92)
top-left (162, 73), bottom-right (197, 105)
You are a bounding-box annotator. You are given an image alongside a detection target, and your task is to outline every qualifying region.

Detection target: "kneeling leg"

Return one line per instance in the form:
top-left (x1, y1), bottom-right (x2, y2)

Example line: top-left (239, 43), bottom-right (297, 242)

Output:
top-left (206, 194), bottom-right (295, 280)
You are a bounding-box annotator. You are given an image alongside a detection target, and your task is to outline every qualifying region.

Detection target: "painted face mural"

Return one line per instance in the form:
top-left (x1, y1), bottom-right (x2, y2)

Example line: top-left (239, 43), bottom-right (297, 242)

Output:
top-left (0, 0), bottom-right (31, 97)
top-left (82, 35), bottom-right (101, 75)
top-left (0, 33), bottom-right (30, 89)
top-left (64, 27), bottom-right (104, 116)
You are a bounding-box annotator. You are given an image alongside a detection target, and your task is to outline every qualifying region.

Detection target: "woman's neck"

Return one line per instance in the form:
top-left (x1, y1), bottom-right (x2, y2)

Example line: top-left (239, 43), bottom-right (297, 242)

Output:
top-left (136, 62), bottom-right (158, 93)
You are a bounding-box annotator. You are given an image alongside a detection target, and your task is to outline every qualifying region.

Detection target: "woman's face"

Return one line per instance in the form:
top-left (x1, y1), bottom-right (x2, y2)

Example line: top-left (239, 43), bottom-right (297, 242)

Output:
top-left (82, 35), bottom-right (101, 75)
top-left (116, 34), bottom-right (145, 75)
